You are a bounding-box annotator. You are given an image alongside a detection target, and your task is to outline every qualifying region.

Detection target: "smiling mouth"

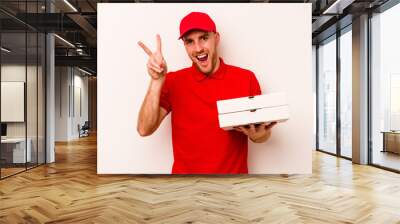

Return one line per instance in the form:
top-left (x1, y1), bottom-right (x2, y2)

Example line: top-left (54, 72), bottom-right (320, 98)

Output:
top-left (196, 54), bottom-right (208, 63)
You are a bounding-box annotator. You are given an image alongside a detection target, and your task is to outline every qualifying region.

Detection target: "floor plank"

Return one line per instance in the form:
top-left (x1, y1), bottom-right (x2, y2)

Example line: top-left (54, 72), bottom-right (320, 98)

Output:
top-left (1, 134), bottom-right (400, 223)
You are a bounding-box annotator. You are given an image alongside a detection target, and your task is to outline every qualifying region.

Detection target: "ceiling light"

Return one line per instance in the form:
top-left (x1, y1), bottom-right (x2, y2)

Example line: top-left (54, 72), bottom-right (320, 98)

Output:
top-left (1, 47), bottom-right (11, 53)
top-left (78, 67), bottom-right (93, 76)
top-left (54, 34), bottom-right (75, 48)
top-left (322, 0), bottom-right (354, 15)
top-left (63, 0), bottom-right (78, 12)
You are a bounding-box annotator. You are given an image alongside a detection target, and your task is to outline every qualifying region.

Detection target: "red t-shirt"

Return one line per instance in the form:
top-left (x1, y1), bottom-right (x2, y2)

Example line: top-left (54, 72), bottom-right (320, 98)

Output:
top-left (160, 58), bottom-right (261, 174)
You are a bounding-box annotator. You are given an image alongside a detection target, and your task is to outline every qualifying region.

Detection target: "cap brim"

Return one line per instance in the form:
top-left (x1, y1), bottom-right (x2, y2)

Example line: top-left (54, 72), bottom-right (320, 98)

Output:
top-left (178, 28), bottom-right (213, 40)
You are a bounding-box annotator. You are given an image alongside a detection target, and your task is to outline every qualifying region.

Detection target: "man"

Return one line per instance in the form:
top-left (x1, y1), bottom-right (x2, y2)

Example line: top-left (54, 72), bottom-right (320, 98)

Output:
top-left (137, 12), bottom-right (276, 174)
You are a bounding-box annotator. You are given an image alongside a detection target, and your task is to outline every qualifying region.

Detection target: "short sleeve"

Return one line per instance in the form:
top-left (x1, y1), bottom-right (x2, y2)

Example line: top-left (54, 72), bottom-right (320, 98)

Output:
top-left (249, 72), bottom-right (262, 96)
top-left (160, 73), bottom-right (173, 112)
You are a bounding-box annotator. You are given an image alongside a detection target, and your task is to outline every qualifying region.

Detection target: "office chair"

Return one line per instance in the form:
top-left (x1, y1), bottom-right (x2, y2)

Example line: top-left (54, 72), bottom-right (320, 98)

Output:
top-left (79, 121), bottom-right (90, 138)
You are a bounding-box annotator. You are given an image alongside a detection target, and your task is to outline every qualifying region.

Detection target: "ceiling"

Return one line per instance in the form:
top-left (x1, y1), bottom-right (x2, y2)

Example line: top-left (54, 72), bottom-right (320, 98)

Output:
top-left (0, 0), bottom-right (392, 75)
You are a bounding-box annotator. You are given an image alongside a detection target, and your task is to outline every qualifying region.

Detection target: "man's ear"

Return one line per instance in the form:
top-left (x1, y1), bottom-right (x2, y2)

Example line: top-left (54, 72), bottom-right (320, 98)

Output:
top-left (215, 32), bottom-right (220, 45)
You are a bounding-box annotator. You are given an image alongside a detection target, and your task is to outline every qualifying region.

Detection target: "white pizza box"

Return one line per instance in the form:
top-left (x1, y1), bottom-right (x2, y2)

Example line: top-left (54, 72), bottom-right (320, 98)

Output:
top-left (216, 92), bottom-right (290, 130)
top-left (218, 105), bottom-right (290, 130)
top-left (217, 92), bottom-right (287, 114)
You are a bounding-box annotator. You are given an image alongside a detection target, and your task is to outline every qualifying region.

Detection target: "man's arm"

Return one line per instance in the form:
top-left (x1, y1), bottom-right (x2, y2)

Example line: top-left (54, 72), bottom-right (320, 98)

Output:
top-left (234, 122), bottom-right (277, 143)
top-left (137, 34), bottom-right (169, 137)
top-left (137, 79), bottom-right (169, 136)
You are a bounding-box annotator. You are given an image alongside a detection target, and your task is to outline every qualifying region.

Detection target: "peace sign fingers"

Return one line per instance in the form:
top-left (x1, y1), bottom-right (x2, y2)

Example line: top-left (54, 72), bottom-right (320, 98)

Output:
top-left (138, 41), bottom-right (152, 56)
top-left (138, 34), bottom-right (163, 56)
top-left (156, 34), bottom-right (162, 55)
top-left (138, 34), bottom-right (168, 80)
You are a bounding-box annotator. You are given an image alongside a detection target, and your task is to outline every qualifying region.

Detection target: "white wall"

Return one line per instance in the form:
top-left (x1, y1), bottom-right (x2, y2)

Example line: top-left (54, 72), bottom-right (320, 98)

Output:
top-left (1, 64), bottom-right (46, 163)
top-left (1, 64), bottom-right (26, 137)
top-left (78, 73), bottom-right (89, 124)
top-left (1, 82), bottom-right (24, 123)
top-left (55, 67), bottom-right (89, 141)
top-left (1, 65), bottom-right (38, 138)
top-left (98, 3), bottom-right (313, 174)
top-left (72, 72), bottom-right (89, 138)
top-left (55, 66), bottom-right (69, 141)
top-left (1, 65), bottom-right (27, 140)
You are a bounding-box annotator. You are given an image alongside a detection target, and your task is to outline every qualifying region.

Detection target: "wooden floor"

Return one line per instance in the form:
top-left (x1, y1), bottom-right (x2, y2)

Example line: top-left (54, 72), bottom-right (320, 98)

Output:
top-left (0, 167), bottom-right (26, 178)
top-left (1, 163), bottom-right (45, 178)
top-left (1, 135), bottom-right (400, 223)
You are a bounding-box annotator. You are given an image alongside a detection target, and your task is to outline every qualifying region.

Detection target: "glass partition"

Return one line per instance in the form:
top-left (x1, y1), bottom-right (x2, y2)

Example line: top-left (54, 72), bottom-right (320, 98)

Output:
top-left (317, 35), bottom-right (337, 154)
top-left (339, 27), bottom-right (352, 158)
top-left (371, 3), bottom-right (400, 171)
top-left (1, 31), bottom-right (28, 177)
top-left (0, 1), bottom-right (46, 179)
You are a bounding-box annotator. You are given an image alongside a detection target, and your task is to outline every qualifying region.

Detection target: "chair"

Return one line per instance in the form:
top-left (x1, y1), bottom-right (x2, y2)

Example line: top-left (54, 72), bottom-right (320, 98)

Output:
top-left (79, 121), bottom-right (90, 138)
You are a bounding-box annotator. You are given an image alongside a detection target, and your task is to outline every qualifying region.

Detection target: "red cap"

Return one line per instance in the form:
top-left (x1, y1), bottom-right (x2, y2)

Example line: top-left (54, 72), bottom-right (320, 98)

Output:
top-left (179, 12), bottom-right (216, 39)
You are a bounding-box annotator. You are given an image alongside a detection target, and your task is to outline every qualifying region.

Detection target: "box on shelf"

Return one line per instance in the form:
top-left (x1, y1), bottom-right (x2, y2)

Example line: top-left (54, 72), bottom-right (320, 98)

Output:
top-left (217, 92), bottom-right (290, 130)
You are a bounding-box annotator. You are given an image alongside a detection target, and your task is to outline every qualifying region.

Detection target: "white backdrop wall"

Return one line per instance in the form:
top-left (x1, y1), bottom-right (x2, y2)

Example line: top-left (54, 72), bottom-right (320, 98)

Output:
top-left (98, 3), bottom-right (313, 174)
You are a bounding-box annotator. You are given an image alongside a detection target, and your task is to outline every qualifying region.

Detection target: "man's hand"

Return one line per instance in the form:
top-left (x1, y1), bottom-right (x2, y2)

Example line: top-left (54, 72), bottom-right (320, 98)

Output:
top-left (138, 34), bottom-right (168, 80)
top-left (234, 122), bottom-right (277, 143)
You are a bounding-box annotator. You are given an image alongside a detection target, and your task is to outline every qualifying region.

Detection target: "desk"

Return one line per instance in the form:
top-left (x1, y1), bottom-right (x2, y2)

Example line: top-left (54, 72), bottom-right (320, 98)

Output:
top-left (382, 131), bottom-right (400, 154)
top-left (1, 138), bottom-right (31, 163)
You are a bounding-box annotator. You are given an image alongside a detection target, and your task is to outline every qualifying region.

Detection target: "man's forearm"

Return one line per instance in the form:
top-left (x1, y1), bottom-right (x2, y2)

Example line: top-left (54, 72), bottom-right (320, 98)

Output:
top-left (137, 78), bottom-right (165, 136)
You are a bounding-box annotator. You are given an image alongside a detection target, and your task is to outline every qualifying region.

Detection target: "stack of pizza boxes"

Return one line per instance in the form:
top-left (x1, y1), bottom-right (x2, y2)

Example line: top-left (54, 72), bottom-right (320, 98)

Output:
top-left (217, 92), bottom-right (290, 130)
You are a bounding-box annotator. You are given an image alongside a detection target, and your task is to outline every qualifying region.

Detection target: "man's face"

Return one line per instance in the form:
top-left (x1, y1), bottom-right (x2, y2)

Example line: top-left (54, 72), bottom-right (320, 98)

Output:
top-left (182, 30), bottom-right (220, 75)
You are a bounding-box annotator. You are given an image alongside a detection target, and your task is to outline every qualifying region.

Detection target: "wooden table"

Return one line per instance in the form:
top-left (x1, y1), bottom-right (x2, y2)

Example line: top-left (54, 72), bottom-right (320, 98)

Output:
top-left (381, 131), bottom-right (400, 154)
